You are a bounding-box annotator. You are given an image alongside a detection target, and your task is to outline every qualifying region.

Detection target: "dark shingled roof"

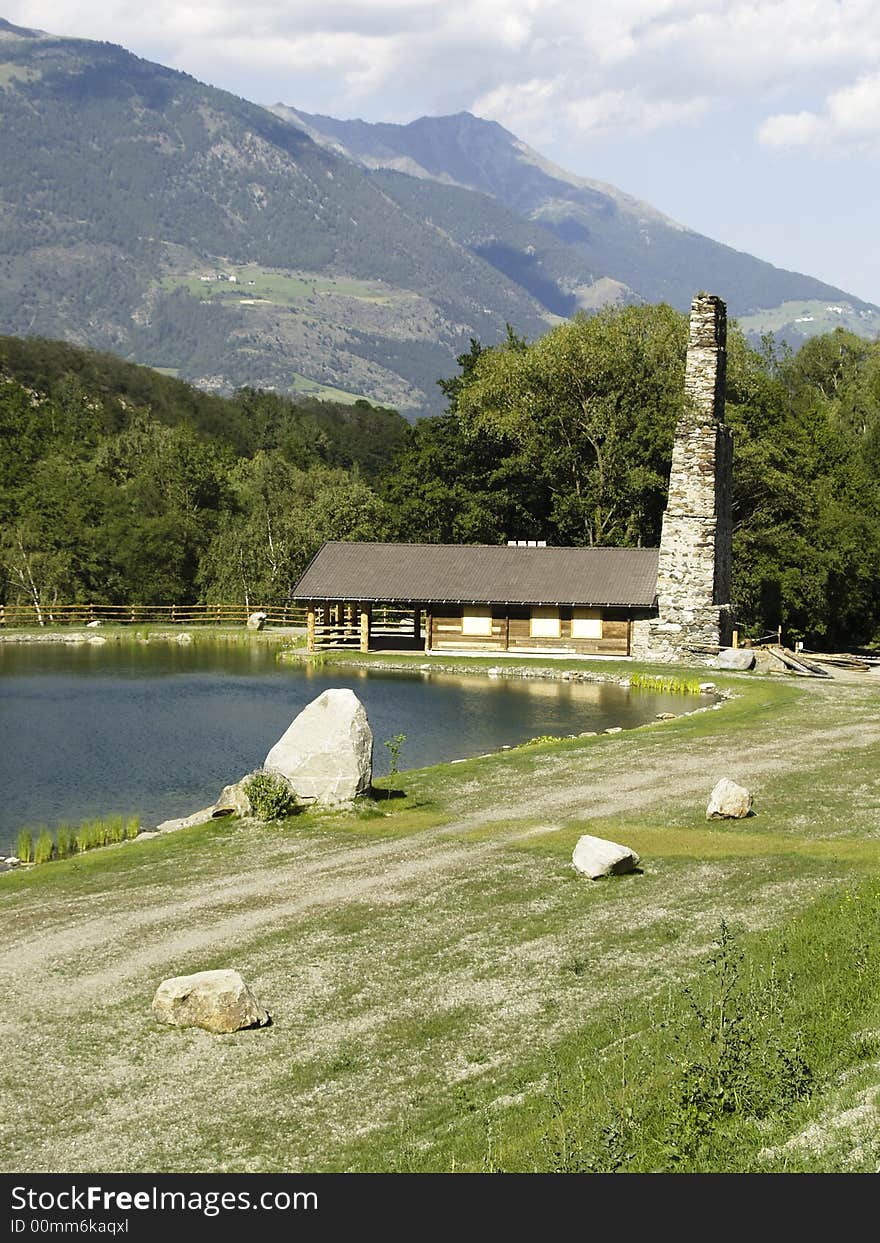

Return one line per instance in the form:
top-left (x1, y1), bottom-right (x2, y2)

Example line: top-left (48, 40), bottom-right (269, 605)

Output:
top-left (292, 542), bottom-right (659, 607)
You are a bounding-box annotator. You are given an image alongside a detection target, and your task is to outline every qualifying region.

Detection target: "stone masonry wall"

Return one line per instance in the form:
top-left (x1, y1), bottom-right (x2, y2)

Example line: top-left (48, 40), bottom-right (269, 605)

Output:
top-left (631, 293), bottom-right (733, 662)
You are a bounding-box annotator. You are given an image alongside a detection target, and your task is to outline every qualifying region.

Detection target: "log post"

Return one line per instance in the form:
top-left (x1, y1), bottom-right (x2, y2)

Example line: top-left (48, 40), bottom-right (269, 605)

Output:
top-left (360, 603), bottom-right (370, 653)
top-left (503, 611), bottom-right (510, 651)
top-left (413, 607), bottom-right (420, 639)
top-left (425, 611), bottom-right (433, 653)
top-left (307, 602), bottom-right (316, 653)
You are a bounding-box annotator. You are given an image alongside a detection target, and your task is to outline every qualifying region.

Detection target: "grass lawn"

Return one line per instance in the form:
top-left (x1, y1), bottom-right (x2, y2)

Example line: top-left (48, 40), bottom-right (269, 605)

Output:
top-left (1, 657), bottom-right (879, 1173)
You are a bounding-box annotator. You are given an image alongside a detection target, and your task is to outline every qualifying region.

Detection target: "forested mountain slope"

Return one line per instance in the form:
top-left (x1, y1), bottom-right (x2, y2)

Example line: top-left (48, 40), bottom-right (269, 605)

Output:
top-left (0, 20), bottom-right (553, 416)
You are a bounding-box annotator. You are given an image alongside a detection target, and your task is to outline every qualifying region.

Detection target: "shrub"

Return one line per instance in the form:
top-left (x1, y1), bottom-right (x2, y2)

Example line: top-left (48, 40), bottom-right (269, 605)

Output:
top-left (55, 825), bottom-right (72, 858)
top-left (107, 816), bottom-right (125, 844)
top-left (243, 770), bottom-right (298, 821)
top-left (125, 816), bottom-right (140, 840)
top-left (34, 829), bottom-right (54, 864)
top-left (16, 829), bottom-right (33, 863)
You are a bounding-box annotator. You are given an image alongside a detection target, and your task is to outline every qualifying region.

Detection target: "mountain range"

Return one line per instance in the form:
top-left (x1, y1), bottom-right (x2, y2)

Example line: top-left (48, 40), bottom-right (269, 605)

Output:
top-left (1, 17), bottom-right (878, 417)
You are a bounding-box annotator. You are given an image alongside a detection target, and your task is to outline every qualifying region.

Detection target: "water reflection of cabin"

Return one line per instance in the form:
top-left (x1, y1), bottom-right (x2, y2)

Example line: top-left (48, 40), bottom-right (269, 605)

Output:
top-left (292, 541), bottom-right (660, 657)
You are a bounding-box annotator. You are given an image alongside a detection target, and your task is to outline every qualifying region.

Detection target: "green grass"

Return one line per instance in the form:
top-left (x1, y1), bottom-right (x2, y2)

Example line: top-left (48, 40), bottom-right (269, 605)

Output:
top-left (736, 300), bottom-right (880, 342)
top-left (1, 665), bottom-right (879, 1172)
top-left (288, 372), bottom-right (365, 404)
top-left (385, 879), bottom-right (880, 1173)
top-left (162, 266), bottom-right (393, 309)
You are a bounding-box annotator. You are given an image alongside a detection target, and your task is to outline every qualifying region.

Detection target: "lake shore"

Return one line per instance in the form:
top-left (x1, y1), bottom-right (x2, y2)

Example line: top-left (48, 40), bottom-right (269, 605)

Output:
top-left (2, 668), bottom-right (878, 1172)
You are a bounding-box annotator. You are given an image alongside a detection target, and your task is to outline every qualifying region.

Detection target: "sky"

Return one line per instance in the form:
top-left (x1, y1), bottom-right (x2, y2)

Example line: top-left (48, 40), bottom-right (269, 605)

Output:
top-left (6, 1), bottom-right (880, 306)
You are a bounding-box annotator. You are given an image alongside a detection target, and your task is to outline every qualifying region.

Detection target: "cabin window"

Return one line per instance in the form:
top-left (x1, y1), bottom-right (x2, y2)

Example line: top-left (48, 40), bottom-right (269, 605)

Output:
top-left (462, 606), bottom-right (493, 636)
top-left (529, 607), bottom-right (560, 638)
top-left (571, 608), bottom-right (603, 639)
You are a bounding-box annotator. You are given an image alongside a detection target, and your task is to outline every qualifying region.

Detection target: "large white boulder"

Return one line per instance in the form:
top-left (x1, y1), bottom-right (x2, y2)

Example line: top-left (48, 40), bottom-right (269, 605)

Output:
top-left (706, 778), bottom-right (753, 819)
top-left (264, 688), bottom-right (373, 805)
top-left (151, 969), bottom-right (270, 1033)
top-left (572, 834), bottom-right (640, 879)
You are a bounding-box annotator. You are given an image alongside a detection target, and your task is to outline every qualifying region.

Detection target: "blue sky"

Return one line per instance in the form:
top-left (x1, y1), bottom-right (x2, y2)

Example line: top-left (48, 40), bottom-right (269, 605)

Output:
top-left (6, 1), bottom-right (880, 306)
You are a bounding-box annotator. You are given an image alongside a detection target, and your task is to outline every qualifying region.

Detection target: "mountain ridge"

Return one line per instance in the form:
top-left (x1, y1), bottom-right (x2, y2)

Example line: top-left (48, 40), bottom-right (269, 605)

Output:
top-left (0, 18), bottom-right (877, 417)
top-left (275, 104), bottom-right (876, 321)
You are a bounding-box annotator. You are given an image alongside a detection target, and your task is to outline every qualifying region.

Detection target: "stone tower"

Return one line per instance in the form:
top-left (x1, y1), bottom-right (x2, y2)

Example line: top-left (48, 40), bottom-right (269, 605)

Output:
top-left (632, 293), bottom-right (733, 661)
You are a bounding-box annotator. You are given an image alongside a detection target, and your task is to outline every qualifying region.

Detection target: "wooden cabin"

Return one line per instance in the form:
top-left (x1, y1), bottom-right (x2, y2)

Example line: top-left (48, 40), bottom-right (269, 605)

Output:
top-left (291, 542), bottom-right (660, 657)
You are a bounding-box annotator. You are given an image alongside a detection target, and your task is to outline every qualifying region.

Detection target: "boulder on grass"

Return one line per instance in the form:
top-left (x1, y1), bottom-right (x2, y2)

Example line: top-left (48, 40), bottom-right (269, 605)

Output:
top-left (247, 611), bottom-right (268, 631)
top-left (706, 778), bottom-right (753, 819)
top-left (212, 779), bottom-right (253, 818)
top-left (572, 834), bottom-right (640, 880)
top-left (151, 969), bottom-right (270, 1033)
top-left (264, 688), bottom-right (373, 805)
top-left (717, 648), bottom-right (756, 671)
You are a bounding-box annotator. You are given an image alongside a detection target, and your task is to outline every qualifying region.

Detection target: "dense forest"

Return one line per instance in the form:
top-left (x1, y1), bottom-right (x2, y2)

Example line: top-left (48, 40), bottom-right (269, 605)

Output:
top-left (2, 308), bottom-right (880, 647)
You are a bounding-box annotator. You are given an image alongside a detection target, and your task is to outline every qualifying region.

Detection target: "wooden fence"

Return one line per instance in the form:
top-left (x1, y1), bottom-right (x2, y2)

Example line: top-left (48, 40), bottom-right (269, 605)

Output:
top-left (0, 602), bottom-right (309, 628)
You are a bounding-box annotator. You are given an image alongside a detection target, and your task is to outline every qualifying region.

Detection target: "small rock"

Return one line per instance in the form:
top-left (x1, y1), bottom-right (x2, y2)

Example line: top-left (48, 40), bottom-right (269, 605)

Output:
top-left (155, 808), bottom-right (215, 833)
top-left (4, 856), bottom-right (20, 867)
top-left (88, 635), bottom-right (107, 645)
top-left (151, 969), bottom-right (270, 1033)
top-left (717, 648), bottom-right (756, 671)
top-left (246, 611), bottom-right (267, 631)
top-left (572, 834), bottom-right (640, 879)
top-left (212, 779), bottom-right (252, 818)
top-left (578, 730), bottom-right (597, 737)
top-left (604, 726), bottom-right (623, 734)
top-left (699, 682), bottom-right (716, 693)
top-left (656, 712), bottom-right (677, 720)
top-left (177, 633), bottom-right (193, 644)
top-left (86, 619), bottom-right (103, 628)
top-left (707, 778), bottom-right (753, 819)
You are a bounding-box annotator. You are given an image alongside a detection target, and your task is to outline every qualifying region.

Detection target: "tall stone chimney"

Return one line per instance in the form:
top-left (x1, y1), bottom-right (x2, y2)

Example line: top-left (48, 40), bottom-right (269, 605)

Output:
top-left (632, 293), bottom-right (733, 661)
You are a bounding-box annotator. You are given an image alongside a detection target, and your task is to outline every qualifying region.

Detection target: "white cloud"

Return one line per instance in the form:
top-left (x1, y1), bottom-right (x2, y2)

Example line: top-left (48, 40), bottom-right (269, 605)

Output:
top-left (759, 74), bottom-right (880, 153)
top-left (5, 1), bottom-right (880, 151)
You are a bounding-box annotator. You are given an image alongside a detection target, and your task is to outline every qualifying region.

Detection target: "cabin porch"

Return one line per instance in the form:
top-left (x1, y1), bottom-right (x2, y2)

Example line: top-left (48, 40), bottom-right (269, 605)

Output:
top-left (305, 600), bottom-right (634, 656)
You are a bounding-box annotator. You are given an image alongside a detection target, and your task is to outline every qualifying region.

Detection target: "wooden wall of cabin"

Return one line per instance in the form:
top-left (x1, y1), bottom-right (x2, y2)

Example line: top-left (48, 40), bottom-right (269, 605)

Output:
top-left (426, 606), bottom-right (631, 655)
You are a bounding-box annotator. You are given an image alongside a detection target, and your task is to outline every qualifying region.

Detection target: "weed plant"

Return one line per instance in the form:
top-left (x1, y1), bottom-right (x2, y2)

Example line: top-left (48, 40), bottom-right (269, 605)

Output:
top-left (630, 672), bottom-right (703, 695)
top-left (34, 829), bottom-right (55, 864)
top-left (383, 733), bottom-right (407, 777)
top-left (55, 825), bottom-right (72, 858)
top-left (15, 829), bottom-right (32, 863)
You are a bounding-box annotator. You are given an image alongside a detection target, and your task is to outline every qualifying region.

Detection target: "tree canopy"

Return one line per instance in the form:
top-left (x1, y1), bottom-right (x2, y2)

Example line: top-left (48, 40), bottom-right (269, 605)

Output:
top-left (3, 319), bottom-right (880, 648)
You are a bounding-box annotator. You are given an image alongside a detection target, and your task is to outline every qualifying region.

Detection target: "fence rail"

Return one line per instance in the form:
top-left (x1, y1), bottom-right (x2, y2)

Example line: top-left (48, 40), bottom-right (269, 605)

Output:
top-left (0, 602), bottom-right (309, 628)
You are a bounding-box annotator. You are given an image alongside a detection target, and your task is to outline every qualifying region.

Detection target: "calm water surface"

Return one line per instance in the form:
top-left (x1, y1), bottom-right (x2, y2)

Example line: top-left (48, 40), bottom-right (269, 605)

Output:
top-left (0, 641), bottom-right (686, 850)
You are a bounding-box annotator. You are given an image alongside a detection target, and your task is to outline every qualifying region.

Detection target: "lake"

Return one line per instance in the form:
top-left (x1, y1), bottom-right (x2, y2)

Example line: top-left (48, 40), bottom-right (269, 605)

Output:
top-left (0, 640), bottom-right (687, 851)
